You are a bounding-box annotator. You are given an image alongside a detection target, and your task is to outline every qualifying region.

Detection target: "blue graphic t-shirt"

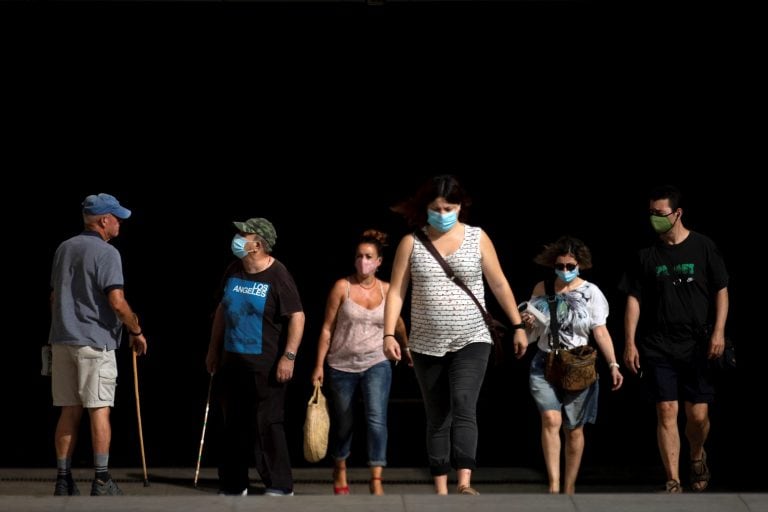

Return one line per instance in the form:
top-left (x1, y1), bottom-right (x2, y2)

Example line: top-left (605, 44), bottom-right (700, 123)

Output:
top-left (222, 277), bottom-right (271, 355)
top-left (217, 259), bottom-right (303, 370)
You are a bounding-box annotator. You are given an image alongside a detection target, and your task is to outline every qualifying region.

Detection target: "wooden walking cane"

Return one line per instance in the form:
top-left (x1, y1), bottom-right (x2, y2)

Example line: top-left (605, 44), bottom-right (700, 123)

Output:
top-left (194, 374), bottom-right (214, 488)
top-left (133, 349), bottom-right (150, 486)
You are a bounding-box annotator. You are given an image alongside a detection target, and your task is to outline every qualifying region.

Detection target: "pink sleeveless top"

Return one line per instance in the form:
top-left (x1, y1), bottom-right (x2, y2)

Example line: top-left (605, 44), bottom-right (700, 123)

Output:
top-left (326, 279), bottom-right (388, 373)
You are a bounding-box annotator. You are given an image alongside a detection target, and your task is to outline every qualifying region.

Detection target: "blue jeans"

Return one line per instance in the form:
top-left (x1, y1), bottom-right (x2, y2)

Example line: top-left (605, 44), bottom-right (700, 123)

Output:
top-left (411, 342), bottom-right (491, 476)
top-left (327, 360), bottom-right (392, 466)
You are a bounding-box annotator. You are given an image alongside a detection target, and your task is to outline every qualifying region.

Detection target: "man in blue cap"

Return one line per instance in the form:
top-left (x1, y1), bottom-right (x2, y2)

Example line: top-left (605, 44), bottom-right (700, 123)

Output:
top-left (48, 193), bottom-right (148, 496)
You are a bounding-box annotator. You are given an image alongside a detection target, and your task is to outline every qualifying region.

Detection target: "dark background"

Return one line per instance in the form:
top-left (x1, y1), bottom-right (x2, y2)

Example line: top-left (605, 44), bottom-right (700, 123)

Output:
top-left (5, 170), bottom-right (755, 486)
top-left (1, 0), bottom-right (759, 492)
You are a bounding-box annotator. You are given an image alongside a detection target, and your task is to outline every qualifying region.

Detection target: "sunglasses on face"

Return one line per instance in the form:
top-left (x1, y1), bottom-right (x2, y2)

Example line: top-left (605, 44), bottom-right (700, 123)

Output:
top-left (554, 263), bottom-right (577, 271)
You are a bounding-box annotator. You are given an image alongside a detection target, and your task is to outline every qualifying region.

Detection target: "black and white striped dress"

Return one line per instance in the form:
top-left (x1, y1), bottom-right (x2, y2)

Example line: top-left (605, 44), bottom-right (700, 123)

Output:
top-left (409, 225), bottom-right (493, 357)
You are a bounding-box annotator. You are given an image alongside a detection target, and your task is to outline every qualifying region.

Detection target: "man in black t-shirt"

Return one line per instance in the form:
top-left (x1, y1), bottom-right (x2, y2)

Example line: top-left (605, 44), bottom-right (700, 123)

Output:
top-left (621, 185), bottom-right (729, 494)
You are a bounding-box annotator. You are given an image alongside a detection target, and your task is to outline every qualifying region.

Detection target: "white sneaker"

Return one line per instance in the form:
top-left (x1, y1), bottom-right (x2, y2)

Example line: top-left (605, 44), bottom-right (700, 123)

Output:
top-left (264, 488), bottom-right (294, 496)
top-left (217, 488), bottom-right (248, 496)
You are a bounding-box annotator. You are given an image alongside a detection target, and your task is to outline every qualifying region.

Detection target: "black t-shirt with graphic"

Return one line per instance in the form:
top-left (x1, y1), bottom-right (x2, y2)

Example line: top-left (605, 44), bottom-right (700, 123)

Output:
top-left (217, 259), bottom-right (303, 372)
top-left (621, 231), bottom-right (728, 361)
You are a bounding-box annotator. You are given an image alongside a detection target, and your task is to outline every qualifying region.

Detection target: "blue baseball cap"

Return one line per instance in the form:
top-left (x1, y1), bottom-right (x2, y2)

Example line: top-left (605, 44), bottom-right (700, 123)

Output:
top-left (82, 193), bottom-right (132, 219)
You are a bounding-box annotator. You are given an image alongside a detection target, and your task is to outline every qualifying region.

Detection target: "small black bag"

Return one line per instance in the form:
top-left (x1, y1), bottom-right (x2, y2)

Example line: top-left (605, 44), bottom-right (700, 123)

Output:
top-left (710, 338), bottom-right (736, 371)
top-left (488, 318), bottom-right (508, 346)
top-left (697, 325), bottom-right (736, 371)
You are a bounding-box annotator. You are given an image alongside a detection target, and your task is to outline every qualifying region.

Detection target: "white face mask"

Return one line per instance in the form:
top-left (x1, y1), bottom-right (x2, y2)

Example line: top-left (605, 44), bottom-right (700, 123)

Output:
top-left (355, 257), bottom-right (379, 276)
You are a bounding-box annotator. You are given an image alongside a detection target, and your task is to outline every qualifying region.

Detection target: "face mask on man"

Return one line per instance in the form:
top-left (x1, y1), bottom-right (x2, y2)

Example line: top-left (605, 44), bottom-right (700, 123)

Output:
top-left (650, 212), bottom-right (678, 234)
top-left (427, 209), bottom-right (458, 233)
top-left (231, 234), bottom-right (253, 259)
top-left (355, 257), bottom-right (379, 276)
top-left (555, 268), bottom-right (579, 283)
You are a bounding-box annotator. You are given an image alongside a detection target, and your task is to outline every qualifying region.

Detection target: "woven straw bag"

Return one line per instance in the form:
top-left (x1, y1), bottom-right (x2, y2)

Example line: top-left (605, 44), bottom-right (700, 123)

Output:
top-left (303, 381), bottom-right (330, 463)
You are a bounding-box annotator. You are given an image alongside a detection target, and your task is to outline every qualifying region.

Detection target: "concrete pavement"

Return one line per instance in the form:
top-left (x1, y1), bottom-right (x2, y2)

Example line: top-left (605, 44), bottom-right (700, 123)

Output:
top-left (2, 467), bottom-right (766, 512)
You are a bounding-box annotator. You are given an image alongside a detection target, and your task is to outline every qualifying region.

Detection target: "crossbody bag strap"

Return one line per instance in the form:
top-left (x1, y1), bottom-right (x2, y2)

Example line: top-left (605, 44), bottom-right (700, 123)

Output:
top-left (544, 279), bottom-right (560, 353)
top-left (413, 230), bottom-right (493, 324)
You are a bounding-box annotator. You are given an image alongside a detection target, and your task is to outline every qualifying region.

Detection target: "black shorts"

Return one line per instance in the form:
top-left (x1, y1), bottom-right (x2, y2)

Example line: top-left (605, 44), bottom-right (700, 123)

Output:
top-left (643, 356), bottom-right (715, 404)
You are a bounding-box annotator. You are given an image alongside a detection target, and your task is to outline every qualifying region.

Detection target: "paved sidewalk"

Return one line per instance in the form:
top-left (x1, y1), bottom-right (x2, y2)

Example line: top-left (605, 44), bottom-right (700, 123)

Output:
top-left (2, 467), bottom-right (766, 512)
top-left (2, 467), bottom-right (549, 496)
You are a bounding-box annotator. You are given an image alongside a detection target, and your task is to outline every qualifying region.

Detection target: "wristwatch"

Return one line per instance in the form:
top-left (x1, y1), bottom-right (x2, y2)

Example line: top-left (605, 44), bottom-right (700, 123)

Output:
top-left (511, 323), bottom-right (526, 330)
top-left (283, 351), bottom-right (297, 361)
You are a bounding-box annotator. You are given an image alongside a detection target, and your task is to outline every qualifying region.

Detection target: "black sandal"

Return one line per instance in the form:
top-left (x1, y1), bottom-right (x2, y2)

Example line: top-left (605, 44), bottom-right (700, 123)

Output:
top-left (690, 450), bottom-right (711, 492)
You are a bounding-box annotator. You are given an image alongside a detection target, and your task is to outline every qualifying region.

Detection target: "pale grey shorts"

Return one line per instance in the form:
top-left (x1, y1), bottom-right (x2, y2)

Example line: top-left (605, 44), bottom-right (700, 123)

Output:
top-left (52, 344), bottom-right (117, 408)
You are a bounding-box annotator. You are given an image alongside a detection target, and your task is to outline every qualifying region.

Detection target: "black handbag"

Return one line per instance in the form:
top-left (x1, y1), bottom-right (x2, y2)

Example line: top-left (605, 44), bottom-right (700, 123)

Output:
top-left (697, 325), bottom-right (736, 371)
top-left (710, 337), bottom-right (737, 371)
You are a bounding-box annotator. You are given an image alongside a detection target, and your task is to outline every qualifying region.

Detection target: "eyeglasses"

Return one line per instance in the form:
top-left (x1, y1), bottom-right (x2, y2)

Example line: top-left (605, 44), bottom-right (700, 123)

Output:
top-left (649, 209), bottom-right (675, 217)
top-left (110, 214), bottom-right (123, 224)
top-left (554, 263), bottom-right (577, 271)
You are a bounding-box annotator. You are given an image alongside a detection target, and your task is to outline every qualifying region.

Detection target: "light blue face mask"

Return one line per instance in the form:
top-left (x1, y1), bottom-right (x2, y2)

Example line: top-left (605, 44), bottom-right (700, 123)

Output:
top-left (427, 209), bottom-right (458, 233)
top-left (231, 234), bottom-right (251, 259)
top-left (555, 268), bottom-right (579, 283)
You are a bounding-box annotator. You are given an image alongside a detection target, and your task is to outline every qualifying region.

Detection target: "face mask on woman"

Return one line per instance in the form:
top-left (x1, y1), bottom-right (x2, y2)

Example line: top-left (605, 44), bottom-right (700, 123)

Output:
top-left (555, 268), bottom-right (579, 283)
top-left (231, 234), bottom-right (252, 259)
top-left (427, 209), bottom-right (458, 233)
top-left (355, 257), bottom-right (379, 276)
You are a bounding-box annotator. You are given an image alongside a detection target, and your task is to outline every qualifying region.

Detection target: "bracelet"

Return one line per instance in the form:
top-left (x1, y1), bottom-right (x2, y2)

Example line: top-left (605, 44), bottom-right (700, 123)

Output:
top-left (383, 334), bottom-right (396, 339)
top-left (608, 362), bottom-right (620, 369)
top-left (129, 329), bottom-right (143, 337)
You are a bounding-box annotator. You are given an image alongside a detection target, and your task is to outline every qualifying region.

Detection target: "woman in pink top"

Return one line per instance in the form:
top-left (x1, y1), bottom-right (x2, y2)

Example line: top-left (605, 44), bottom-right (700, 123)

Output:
top-left (312, 230), bottom-right (408, 496)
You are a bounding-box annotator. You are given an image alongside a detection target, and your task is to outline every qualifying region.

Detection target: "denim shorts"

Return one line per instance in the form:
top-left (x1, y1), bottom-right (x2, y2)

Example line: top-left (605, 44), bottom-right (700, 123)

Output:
top-left (529, 350), bottom-right (598, 429)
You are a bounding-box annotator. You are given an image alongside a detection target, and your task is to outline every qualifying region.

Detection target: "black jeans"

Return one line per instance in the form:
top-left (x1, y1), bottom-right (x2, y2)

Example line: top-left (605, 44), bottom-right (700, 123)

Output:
top-left (217, 366), bottom-right (292, 493)
top-left (411, 342), bottom-right (491, 476)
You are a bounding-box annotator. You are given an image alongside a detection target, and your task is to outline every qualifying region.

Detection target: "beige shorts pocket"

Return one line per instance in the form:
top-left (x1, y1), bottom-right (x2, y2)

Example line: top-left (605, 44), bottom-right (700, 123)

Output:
top-left (98, 366), bottom-right (118, 402)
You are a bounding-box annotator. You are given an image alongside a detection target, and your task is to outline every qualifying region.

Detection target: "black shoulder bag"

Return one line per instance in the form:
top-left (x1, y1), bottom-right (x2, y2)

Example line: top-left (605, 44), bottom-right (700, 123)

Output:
top-left (413, 229), bottom-right (517, 362)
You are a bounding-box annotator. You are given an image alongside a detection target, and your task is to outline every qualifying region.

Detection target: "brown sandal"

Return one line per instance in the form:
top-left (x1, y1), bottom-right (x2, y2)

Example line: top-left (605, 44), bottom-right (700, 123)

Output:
top-left (690, 451), bottom-right (711, 492)
top-left (665, 479), bottom-right (682, 493)
top-left (458, 485), bottom-right (480, 495)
